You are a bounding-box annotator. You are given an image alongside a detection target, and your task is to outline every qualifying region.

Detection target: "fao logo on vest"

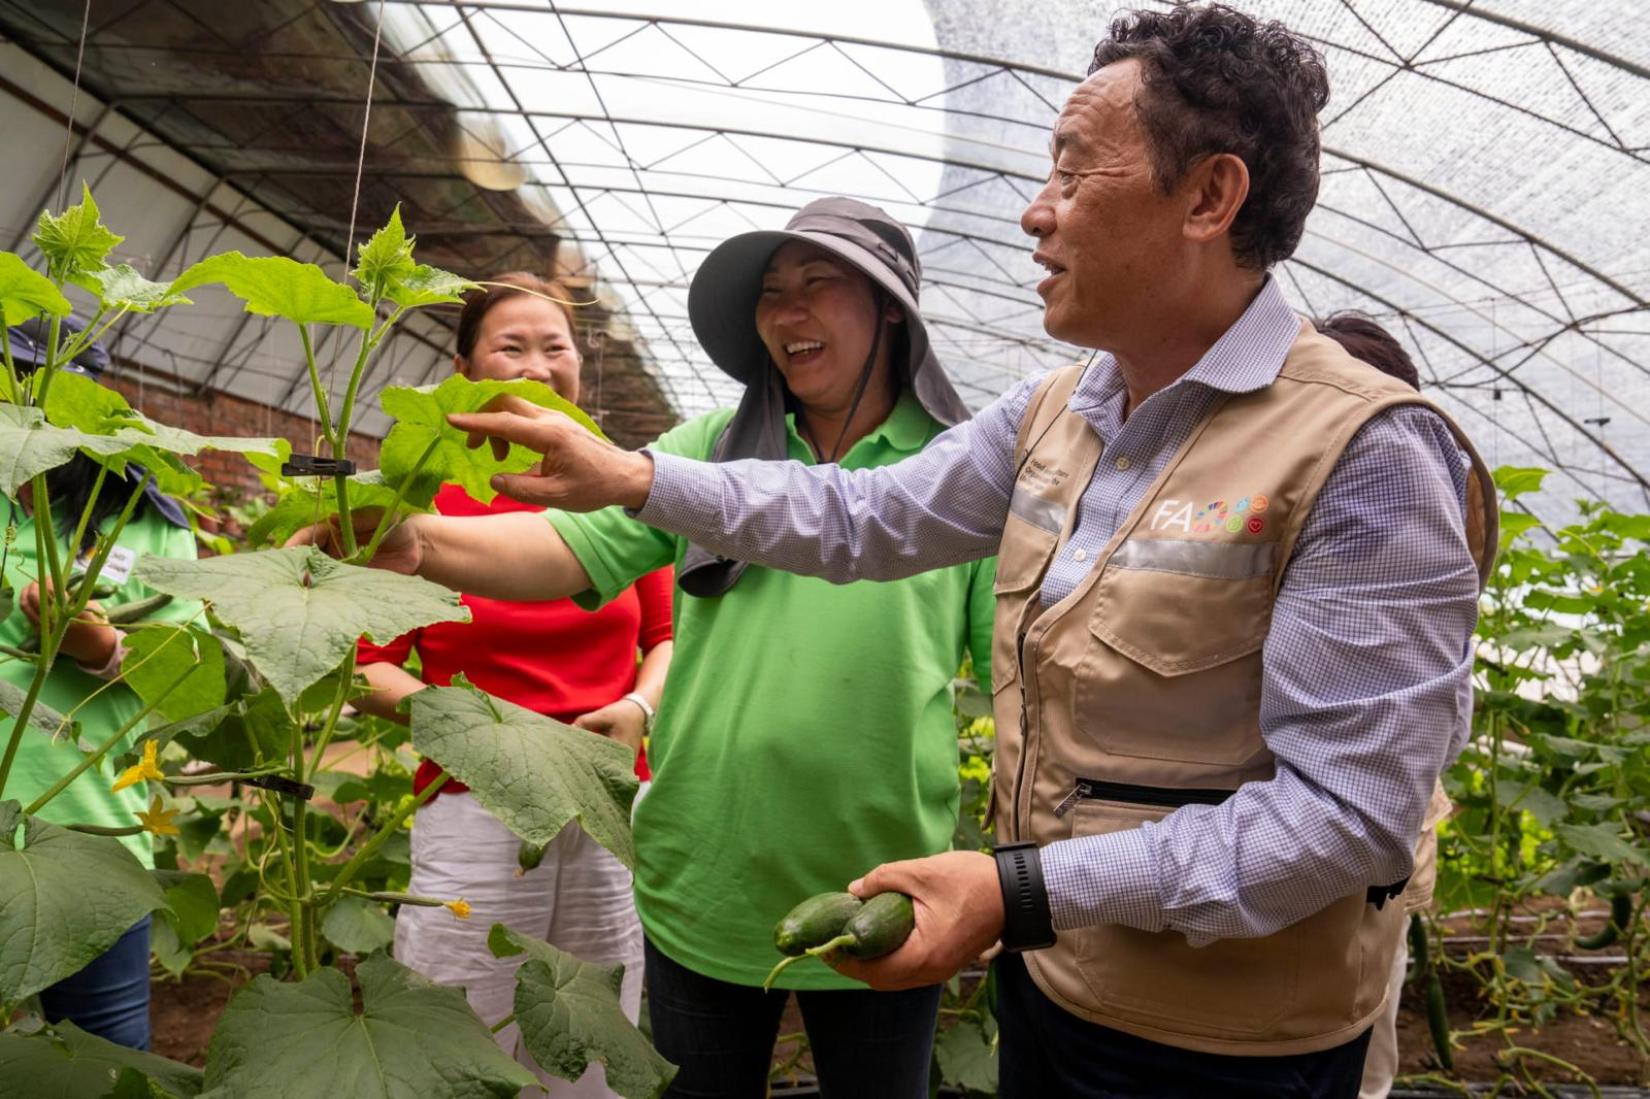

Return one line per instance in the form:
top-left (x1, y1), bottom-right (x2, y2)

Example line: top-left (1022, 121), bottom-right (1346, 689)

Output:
top-left (1150, 494), bottom-right (1270, 536)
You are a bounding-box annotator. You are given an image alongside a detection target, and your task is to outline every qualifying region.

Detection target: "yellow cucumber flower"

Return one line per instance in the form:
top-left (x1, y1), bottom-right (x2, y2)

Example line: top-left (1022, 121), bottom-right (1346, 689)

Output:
top-left (445, 898), bottom-right (472, 920)
top-left (135, 794), bottom-right (180, 836)
top-left (112, 741), bottom-right (163, 793)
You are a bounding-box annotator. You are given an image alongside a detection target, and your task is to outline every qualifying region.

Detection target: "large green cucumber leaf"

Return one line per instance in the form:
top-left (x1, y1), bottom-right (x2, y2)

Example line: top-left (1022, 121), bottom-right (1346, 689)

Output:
top-left (0, 405), bottom-right (133, 495)
top-left (120, 625), bottom-right (227, 723)
top-left (12, 371), bottom-right (283, 498)
top-left (135, 547), bottom-right (466, 704)
top-left (1, 678), bottom-right (74, 743)
top-left (1554, 821), bottom-right (1650, 865)
top-left (0, 800), bottom-right (168, 1004)
top-left (0, 1020), bottom-right (203, 1098)
top-left (172, 252), bottom-right (376, 331)
top-left (0, 251), bottom-right (72, 326)
top-left (244, 468), bottom-right (439, 550)
top-left (320, 894), bottom-right (395, 956)
top-left (33, 184), bottom-right (122, 284)
top-left (378, 375), bottom-right (602, 505)
top-left (489, 923), bottom-right (674, 1099)
top-left (73, 264), bottom-right (191, 314)
top-left (384, 264), bottom-right (476, 310)
top-left (934, 1016), bottom-right (997, 1095)
top-left (199, 953), bottom-right (535, 1099)
top-left (43, 371), bottom-right (289, 486)
top-left (154, 869), bottom-right (221, 947)
top-left (409, 680), bottom-right (636, 867)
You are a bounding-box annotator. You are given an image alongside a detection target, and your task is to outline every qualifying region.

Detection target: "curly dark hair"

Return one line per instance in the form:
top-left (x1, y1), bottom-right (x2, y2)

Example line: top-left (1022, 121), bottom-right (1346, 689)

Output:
top-left (1090, 3), bottom-right (1329, 269)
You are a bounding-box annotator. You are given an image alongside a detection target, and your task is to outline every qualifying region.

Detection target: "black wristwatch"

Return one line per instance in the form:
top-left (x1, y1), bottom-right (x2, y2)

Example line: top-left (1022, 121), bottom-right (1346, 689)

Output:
top-left (993, 841), bottom-right (1057, 952)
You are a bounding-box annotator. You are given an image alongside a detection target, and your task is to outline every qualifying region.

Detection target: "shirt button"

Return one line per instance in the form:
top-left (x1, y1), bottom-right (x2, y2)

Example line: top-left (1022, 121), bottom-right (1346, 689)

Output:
top-left (1114, 456), bottom-right (1131, 471)
top-left (1072, 547), bottom-right (1088, 562)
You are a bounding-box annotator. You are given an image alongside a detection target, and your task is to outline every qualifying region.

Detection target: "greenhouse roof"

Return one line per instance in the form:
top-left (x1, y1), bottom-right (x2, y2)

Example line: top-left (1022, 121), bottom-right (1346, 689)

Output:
top-left (2, 0), bottom-right (1646, 522)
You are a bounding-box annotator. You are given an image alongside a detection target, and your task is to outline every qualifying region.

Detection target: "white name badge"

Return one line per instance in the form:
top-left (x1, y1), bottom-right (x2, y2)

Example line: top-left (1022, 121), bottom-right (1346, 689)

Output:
top-left (76, 545), bottom-right (138, 586)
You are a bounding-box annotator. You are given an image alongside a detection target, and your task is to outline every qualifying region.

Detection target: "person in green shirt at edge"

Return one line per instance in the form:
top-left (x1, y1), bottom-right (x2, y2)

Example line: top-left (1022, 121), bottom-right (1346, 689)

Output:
top-left (301, 198), bottom-right (996, 1098)
top-left (2, 320), bottom-right (202, 1050)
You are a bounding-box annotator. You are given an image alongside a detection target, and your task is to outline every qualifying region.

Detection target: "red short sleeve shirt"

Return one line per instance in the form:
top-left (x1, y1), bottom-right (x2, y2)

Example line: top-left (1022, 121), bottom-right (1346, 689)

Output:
top-left (357, 484), bottom-right (672, 793)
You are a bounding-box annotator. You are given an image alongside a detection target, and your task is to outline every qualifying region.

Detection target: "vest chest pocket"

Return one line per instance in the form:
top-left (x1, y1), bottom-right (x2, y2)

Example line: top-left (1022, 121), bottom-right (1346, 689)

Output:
top-left (1075, 537), bottom-right (1276, 766)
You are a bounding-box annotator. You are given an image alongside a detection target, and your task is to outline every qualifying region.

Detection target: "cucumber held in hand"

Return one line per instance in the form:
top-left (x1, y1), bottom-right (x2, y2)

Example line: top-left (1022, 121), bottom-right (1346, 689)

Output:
top-left (763, 891), bottom-right (915, 990)
top-left (774, 891), bottom-right (863, 956)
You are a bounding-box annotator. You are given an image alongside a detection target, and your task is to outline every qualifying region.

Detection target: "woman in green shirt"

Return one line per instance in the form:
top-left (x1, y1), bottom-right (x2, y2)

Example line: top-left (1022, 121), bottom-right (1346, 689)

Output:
top-left (2, 328), bottom-right (201, 1049)
top-left (309, 198), bottom-right (995, 1097)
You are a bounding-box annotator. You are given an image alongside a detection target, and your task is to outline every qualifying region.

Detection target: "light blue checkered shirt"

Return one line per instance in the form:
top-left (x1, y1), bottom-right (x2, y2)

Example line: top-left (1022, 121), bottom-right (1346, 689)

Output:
top-left (638, 278), bottom-right (1481, 946)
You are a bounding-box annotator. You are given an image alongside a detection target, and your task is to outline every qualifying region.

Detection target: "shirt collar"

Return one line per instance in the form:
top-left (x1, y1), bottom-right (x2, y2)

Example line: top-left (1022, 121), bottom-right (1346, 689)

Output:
top-left (783, 387), bottom-right (936, 458)
top-left (1070, 276), bottom-right (1301, 411)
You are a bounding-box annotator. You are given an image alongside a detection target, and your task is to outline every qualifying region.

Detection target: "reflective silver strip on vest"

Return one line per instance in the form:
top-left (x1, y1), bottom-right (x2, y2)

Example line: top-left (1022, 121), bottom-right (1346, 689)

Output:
top-left (1110, 539), bottom-right (1277, 580)
top-left (1009, 486), bottom-right (1065, 534)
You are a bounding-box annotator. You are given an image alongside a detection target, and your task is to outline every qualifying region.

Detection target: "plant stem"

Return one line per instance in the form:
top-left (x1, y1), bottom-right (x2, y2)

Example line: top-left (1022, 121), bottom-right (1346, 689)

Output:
top-left (324, 769), bottom-right (447, 901)
top-left (490, 1012), bottom-right (516, 1035)
top-left (23, 659), bottom-right (196, 814)
top-left (1, 331), bottom-right (22, 402)
top-left (52, 305), bottom-right (109, 368)
top-left (298, 325), bottom-right (337, 443)
top-left (166, 765), bottom-right (286, 786)
top-left (305, 649), bottom-right (356, 783)
top-left (32, 314), bottom-right (63, 407)
top-left (355, 437), bottom-right (439, 564)
top-left (0, 653), bottom-right (54, 800)
top-left (288, 700), bottom-right (319, 973)
top-left (332, 470), bottom-right (358, 558)
top-left (66, 464), bottom-right (108, 568)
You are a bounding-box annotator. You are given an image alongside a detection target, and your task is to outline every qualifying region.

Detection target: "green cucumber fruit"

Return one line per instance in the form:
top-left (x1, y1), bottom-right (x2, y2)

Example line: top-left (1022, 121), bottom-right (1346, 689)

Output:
top-left (762, 891), bottom-right (915, 990)
top-left (1425, 972), bottom-right (1453, 1072)
top-left (105, 592), bottom-right (174, 625)
top-left (773, 891), bottom-right (863, 957)
top-left (834, 892), bottom-right (916, 959)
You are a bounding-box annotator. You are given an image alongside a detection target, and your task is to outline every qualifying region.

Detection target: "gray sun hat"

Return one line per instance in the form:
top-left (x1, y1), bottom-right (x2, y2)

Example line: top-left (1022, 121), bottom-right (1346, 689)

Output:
top-left (678, 197), bottom-right (970, 598)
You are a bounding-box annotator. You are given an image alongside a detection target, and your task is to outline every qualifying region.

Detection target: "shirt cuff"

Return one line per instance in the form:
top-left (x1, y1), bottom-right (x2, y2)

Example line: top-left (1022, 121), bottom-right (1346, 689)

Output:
top-left (1041, 827), bottom-right (1165, 934)
top-left (75, 630), bottom-right (128, 681)
top-left (631, 450), bottom-right (724, 541)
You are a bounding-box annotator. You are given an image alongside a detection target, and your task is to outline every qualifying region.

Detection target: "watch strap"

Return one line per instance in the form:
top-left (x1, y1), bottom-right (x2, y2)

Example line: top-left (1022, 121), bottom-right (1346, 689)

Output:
top-left (993, 841), bottom-right (1057, 952)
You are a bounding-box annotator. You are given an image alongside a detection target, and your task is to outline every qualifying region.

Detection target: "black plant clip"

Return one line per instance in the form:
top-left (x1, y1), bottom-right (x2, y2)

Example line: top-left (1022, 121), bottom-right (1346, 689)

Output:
top-left (282, 454), bottom-right (356, 477)
top-left (244, 773), bottom-right (316, 801)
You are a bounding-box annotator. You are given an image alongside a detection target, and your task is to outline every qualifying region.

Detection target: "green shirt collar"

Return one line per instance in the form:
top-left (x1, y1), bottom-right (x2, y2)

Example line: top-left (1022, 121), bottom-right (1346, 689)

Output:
top-left (783, 388), bottom-right (937, 462)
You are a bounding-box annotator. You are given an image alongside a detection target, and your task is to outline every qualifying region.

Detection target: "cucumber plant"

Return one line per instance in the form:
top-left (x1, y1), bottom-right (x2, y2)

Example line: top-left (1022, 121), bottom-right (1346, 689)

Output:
top-left (0, 188), bottom-right (674, 1097)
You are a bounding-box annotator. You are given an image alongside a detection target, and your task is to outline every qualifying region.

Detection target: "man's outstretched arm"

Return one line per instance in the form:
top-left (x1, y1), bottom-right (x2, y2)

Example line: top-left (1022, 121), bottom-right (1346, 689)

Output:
top-left (449, 379), bottom-right (1039, 584)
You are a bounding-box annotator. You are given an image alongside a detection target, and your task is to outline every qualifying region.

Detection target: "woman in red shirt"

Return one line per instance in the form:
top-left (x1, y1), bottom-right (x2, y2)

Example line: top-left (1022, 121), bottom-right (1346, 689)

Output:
top-left (354, 273), bottom-right (673, 1098)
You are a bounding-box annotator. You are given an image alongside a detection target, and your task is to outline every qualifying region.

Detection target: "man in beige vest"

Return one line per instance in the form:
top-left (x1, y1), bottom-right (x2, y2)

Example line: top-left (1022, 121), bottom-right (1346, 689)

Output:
top-left (363, 5), bottom-right (1495, 1095)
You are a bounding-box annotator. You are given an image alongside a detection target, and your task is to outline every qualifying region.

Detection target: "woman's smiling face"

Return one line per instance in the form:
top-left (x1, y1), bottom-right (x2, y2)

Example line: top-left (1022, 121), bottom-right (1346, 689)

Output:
top-left (456, 292), bottom-right (582, 404)
top-left (753, 240), bottom-right (898, 414)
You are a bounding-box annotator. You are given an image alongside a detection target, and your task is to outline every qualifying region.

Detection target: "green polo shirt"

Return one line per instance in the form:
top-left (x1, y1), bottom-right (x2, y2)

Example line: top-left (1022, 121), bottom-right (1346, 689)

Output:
top-left (549, 390), bottom-right (996, 989)
top-left (1, 504), bottom-right (201, 866)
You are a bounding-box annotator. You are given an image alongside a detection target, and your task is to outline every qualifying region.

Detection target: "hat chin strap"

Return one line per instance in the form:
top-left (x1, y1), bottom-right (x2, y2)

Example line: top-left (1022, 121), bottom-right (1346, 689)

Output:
top-left (806, 289), bottom-right (887, 465)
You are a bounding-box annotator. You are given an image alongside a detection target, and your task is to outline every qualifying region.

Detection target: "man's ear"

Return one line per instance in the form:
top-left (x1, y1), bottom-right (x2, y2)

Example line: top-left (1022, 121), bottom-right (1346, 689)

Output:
top-left (1182, 152), bottom-right (1250, 247)
top-left (453, 353), bottom-right (471, 378)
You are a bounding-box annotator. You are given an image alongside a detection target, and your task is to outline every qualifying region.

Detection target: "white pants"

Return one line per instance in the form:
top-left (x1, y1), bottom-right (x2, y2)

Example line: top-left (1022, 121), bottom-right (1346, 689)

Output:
top-left (395, 792), bottom-right (645, 1099)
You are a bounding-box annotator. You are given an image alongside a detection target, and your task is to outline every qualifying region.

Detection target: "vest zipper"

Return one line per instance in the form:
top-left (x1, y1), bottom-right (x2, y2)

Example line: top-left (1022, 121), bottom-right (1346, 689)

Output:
top-left (1010, 630), bottom-right (1030, 841)
top-left (1052, 778), bottom-right (1234, 818)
